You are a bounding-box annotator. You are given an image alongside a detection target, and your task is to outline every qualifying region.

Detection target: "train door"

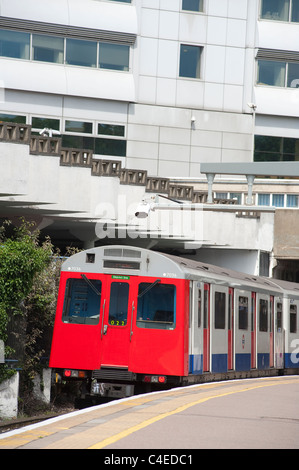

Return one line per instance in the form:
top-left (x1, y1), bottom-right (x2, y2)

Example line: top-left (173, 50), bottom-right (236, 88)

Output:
top-left (285, 298), bottom-right (299, 369)
top-left (203, 283), bottom-right (210, 372)
top-left (251, 292), bottom-right (257, 369)
top-left (189, 282), bottom-right (203, 374)
top-left (228, 288), bottom-right (234, 370)
top-left (100, 275), bottom-right (137, 367)
top-left (49, 272), bottom-right (104, 371)
top-left (211, 284), bottom-right (228, 373)
top-left (234, 290), bottom-right (251, 371)
top-left (256, 293), bottom-right (270, 369)
top-left (129, 278), bottom-right (189, 377)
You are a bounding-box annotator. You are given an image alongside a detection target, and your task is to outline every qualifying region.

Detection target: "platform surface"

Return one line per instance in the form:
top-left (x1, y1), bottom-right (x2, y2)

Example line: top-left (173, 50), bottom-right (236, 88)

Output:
top-left (1, 375), bottom-right (299, 450)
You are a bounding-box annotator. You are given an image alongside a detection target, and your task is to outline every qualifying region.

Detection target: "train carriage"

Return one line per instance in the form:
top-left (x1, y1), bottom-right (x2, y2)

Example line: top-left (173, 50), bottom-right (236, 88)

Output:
top-left (272, 279), bottom-right (299, 369)
top-left (49, 245), bottom-right (299, 403)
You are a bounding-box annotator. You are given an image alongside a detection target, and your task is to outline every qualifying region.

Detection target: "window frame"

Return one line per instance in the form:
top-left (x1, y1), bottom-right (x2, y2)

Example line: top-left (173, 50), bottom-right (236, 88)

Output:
top-left (98, 123), bottom-right (126, 138)
top-left (238, 296), bottom-right (249, 330)
top-left (182, 0), bottom-right (204, 13)
top-left (61, 118), bottom-right (127, 157)
top-left (214, 291), bottom-right (226, 330)
top-left (254, 135), bottom-right (299, 163)
top-left (65, 37), bottom-right (97, 68)
top-left (290, 303), bottom-right (297, 333)
top-left (108, 0), bottom-right (132, 3)
top-left (0, 27), bottom-right (131, 73)
top-left (62, 277), bottom-right (102, 325)
top-left (0, 29), bottom-right (30, 60)
top-left (257, 58), bottom-right (299, 89)
top-left (258, 194), bottom-right (271, 206)
top-left (108, 281), bottom-right (129, 327)
top-left (260, 0), bottom-right (299, 23)
top-left (98, 41), bottom-right (130, 72)
top-left (286, 194), bottom-right (299, 207)
top-left (136, 282), bottom-right (176, 331)
top-left (32, 33), bottom-right (64, 64)
top-left (276, 302), bottom-right (283, 330)
top-left (65, 119), bottom-right (93, 134)
top-left (0, 113), bottom-right (26, 123)
top-left (179, 43), bottom-right (203, 80)
top-left (31, 116), bottom-right (60, 132)
top-left (259, 298), bottom-right (268, 332)
top-left (257, 59), bottom-right (287, 87)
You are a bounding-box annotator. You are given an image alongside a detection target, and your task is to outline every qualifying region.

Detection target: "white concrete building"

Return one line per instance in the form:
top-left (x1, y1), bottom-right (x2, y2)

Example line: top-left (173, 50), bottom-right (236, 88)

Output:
top-left (0, 0), bottom-right (256, 176)
top-left (0, 0), bottom-right (299, 278)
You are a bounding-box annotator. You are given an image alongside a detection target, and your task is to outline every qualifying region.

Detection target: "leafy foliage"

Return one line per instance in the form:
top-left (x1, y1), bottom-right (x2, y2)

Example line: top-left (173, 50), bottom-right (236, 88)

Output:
top-left (0, 219), bottom-right (54, 384)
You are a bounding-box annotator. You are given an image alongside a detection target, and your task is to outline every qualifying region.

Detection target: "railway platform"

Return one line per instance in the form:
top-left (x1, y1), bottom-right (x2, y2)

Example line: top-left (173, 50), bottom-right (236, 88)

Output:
top-left (0, 376), bottom-right (298, 451)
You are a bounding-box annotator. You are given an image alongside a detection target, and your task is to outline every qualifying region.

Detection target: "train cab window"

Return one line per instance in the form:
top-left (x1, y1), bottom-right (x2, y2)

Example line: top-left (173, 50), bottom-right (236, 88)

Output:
top-left (62, 278), bottom-right (101, 325)
top-left (290, 304), bottom-right (297, 333)
top-left (238, 296), bottom-right (248, 330)
top-left (137, 282), bottom-right (176, 330)
top-left (215, 292), bottom-right (226, 329)
top-left (108, 282), bottom-right (129, 326)
top-left (259, 299), bottom-right (268, 332)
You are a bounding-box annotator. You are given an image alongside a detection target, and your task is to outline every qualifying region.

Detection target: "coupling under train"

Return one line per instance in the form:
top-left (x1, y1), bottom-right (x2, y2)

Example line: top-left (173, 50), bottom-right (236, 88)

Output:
top-left (49, 245), bottom-right (299, 403)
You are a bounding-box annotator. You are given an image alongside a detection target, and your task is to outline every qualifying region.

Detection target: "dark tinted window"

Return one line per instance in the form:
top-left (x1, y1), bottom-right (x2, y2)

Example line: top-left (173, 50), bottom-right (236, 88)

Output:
top-left (137, 282), bottom-right (176, 330)
top-left (62, 278), bottom-right (101, 325)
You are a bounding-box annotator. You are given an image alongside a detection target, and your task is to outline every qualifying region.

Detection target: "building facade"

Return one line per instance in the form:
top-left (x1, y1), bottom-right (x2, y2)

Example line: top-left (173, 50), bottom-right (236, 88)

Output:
top-left (1, 0), bottom-right (299, 176)
top-left (0, 0), bottom-right (255, 177)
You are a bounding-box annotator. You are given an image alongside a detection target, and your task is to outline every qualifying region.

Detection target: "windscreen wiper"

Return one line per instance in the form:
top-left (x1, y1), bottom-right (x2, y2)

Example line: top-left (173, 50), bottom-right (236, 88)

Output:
top-left (138, 279), bottom-right (161, 298)
top-left (81, 274), bottom-right (101, 296)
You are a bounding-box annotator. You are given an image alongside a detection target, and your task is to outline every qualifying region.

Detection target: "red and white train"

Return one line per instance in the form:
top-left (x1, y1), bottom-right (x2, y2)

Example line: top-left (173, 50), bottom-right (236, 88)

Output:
top-left (49, 245), bottom-right (299, 403)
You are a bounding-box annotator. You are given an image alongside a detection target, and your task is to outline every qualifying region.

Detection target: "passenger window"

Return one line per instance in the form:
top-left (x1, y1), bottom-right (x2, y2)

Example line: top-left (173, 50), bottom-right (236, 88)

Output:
top-left (137, 282), bottom-right (176, 330)
top-left (290, 304), bottom-right (297, 333)
top-left (238, 296), bottom-right (248, 330)
top-left (109, 282), bottom-right (129, 326)
top-left (259, 299), bottom-right (268, 332)
top-left (198, 289), bottom-right (201, 328)
top-left (203, 288), bottom-right (209, 328)
top-left (215, 292), bottom-right (226, 329)
top-left (277, 302), bottom-right (282, 331)
top-left (62, 278), bottom-right (101, 325)
top-left (228, 291), bottom-right (232, 330)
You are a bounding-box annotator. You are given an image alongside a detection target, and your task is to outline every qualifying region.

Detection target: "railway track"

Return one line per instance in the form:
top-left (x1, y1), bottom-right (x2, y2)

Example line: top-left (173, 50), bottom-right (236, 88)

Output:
top-left (0, 413), bottom-right (60, 433)
top-left (0, 408), bottom-right (75, 434)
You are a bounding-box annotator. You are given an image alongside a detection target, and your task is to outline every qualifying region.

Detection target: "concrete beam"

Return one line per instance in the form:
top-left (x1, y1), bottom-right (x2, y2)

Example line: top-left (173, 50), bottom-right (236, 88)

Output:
top-left (200, 162), bottom-right (299, 178)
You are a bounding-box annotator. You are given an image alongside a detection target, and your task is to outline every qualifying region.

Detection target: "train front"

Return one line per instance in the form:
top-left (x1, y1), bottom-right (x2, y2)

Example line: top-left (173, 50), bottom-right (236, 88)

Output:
top-left (49, 246), bottom-right (189, 403)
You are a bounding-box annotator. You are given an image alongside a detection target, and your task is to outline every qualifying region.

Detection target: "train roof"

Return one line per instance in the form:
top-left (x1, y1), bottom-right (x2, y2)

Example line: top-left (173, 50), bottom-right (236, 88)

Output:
top-left (61, 245), bottom-right (299, 298)
top-left (164, 252), bottom-right (299, 297)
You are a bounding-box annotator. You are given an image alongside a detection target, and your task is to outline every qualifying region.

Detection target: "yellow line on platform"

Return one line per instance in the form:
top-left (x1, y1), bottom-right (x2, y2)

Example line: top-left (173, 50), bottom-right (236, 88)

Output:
top-left (88, 378), bottom-right (299, 449)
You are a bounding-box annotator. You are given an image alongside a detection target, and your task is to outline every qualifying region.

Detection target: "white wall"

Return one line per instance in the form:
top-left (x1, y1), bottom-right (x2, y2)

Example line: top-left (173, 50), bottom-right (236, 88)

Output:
top-left (0, 0), bottom-right (257, 178)
top-left (127, 104), bottom-right (253, 177)
top-left (193, 248), bottom-right (259, 275)
top-left (0, 373), bottom-right (19, 419)
top-left (137, 0), bottom-right (251, 113)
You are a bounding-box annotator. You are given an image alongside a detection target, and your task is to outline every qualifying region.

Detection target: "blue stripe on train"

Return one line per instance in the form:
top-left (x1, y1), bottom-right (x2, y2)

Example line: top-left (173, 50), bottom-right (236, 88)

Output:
top-left (257, 353), bottom-right (269, 369)
top-left (189, 353), bottom-right (276, 374)
top-left (189, 353), bottom-right (251, 374)
top-left (189, 354), bottom-right (203, 374)
top-left (235, 354), bottom-right (251, 371)
top-left (284, 353), bottom-right (299, 368)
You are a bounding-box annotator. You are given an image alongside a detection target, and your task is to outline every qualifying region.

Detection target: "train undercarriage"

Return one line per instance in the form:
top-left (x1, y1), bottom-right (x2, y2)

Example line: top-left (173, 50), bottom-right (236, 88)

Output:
top-left (52, 365), bottom-right (297, 409)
